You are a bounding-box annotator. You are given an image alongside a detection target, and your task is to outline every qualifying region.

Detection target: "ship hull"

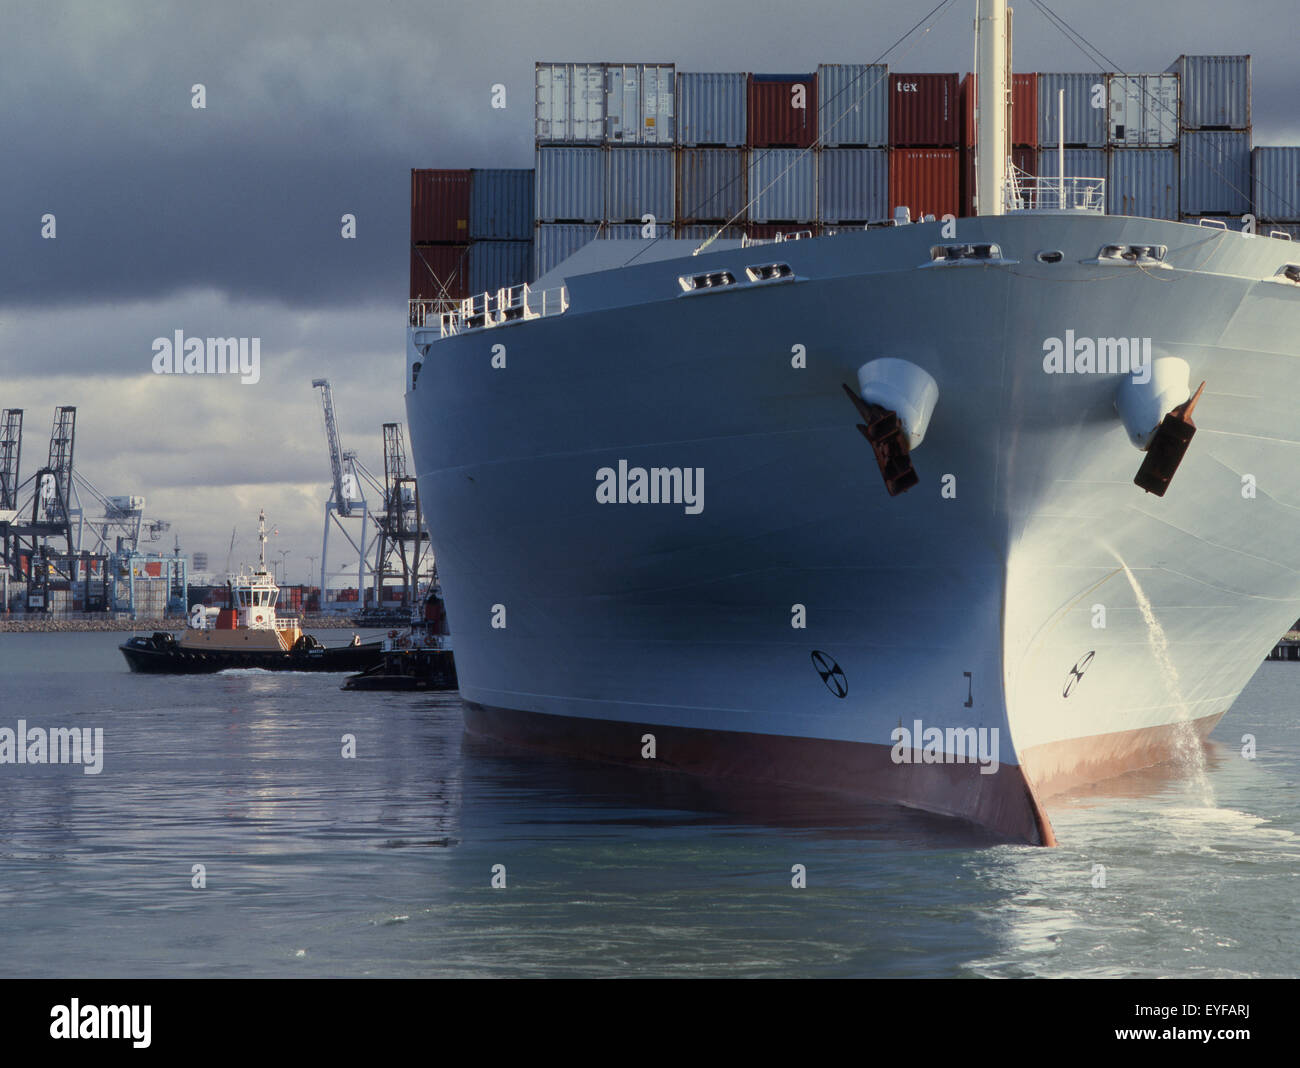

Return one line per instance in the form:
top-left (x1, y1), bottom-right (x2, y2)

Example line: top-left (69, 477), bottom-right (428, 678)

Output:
top-left (406, 214), bottom-right (1300, 843)
top-left (120, 632), bottom-right (385, 674)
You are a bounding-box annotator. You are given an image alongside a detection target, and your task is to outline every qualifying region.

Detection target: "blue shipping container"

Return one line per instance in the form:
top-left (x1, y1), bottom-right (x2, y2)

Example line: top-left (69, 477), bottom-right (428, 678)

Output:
top-left (1037, 147), bottom-right (1109, 179)
top-left (1252, 146), bottom-right (1300, 221)
top-left (676, 72), bottom-right (748, 146)
top-left (678, 148), bottom-right (748, 222)
top-left (1108, 148), bottom-right (1179, 219)
top-left (1168, 55), bottom-right (1250, 130)
top-left (818, 64), bottom-right (889, 147)
top-left (1180, 131), bottom-right (1250, 215)
top-left (1038, 73), bottom-right (1110, 147)
top-left (818, 148), bottom-right (888, 222)
top-left (470, 170), bottom-right (534, 240)
top-left (605, 147), bottom-right (675, 223)
top-left (535, 146), bottom-right (605, 222)
top-left (749, 148), bottom-right (816, 222)
top-left (534, 223), bottom-right (598, 278)
top-left (469, 241), bottom-right (533, 293)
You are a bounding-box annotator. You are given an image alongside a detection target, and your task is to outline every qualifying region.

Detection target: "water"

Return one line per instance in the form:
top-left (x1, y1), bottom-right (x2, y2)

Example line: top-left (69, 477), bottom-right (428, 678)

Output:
top-left (1, 631), bottom-right (1297, 978)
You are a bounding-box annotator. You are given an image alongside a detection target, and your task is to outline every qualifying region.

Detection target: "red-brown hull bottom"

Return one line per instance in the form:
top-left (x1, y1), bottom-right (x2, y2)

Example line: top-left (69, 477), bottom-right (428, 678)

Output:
top-left (1020, 711), bottom-right (1224, 800)
top-left (463, 702), bottom-right (1058, 846)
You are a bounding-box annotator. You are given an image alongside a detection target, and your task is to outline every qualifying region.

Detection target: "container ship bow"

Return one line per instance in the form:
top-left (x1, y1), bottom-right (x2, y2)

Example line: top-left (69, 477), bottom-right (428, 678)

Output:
top-left (406, 2), bottom-right (1300, 844)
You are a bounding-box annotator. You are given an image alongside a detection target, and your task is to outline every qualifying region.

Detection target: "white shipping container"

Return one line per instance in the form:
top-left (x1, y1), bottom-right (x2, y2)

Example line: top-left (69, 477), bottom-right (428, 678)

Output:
top-left (1108, 74), bottom-right (1179, 146)
top-left (536, 63), bottom-right (607, 144)
top-left (605, 64), bottom-right (675, 144)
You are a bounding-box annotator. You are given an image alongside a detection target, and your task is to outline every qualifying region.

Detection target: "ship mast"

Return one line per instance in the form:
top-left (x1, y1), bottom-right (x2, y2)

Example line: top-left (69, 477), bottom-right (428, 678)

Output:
top-left (975, 0), bottom-right (1010, 215)
top-left (257, 509), bottom-right (269, 575)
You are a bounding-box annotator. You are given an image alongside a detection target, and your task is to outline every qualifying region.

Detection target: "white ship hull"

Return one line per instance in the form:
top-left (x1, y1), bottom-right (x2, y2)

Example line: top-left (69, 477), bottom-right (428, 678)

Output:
top-left (406, 214), bottom-right (1300, 843)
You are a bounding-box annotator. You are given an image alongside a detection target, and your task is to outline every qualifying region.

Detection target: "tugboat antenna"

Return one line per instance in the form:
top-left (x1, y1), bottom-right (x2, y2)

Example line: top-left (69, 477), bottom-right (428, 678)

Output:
top-left (258, 509), bottom-right (268, 574)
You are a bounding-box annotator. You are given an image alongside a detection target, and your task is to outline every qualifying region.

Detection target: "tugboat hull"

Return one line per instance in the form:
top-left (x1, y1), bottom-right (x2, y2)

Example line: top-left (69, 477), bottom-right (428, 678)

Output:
top-left (120, 632), bottom-right (384, 674)
top-left (342, 648), bottom-right (459, 691)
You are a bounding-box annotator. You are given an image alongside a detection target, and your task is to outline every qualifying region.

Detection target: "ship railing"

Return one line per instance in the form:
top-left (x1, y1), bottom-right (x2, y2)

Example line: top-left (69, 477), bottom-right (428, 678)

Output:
top-left (741, 229), bottom-right (815, 248)
top-left (408, 296), bottom-right (461, 327)
top-left (410, 283), bottom-right (570, 338)
top-left (1005, 176), bottom-right (1106, 214)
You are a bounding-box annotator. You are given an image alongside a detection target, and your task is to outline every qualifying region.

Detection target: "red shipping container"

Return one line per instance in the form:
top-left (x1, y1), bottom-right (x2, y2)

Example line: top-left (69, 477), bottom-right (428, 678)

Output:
top-left (890, 73), bottom-right (959, 147)
top-left (144, 561), bottom-right (162, 577)
top-left (748, 74), bottom-right (818, 148)
top-left (890, 148), bottom-right (961, 222)
top-left (410, 245), bottom-right (469, 301)
top-left (959, 73), bottom-right (1039, 150)
top-left (411, 169), bottom-right (471, 244)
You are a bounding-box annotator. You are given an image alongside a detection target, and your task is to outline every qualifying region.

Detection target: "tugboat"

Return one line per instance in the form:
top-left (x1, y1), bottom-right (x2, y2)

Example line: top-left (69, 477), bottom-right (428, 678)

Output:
top-left (120, 511), bottom-right (384, 674)
top-left (342, 580), bottom-right (458, 691)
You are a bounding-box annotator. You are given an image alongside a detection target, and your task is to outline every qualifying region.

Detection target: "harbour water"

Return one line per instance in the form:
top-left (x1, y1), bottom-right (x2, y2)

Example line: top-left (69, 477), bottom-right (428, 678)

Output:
top-left (0, 631), bottom-right (1296, 978)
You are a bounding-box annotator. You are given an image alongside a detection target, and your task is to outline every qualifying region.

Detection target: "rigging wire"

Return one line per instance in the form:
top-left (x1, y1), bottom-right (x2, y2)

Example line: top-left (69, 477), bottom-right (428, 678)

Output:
top-left (617, 0), bottom-right (963, 267)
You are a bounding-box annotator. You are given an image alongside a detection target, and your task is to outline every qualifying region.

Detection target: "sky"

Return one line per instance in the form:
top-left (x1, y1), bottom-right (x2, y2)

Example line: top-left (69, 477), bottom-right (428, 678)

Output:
top-left (2, 0), bottom-right (1296, 585)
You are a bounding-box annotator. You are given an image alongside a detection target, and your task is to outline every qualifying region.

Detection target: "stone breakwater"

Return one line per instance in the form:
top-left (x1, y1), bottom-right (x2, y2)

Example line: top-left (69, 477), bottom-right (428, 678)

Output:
top-left (0, 614), bottom-right (364, 633)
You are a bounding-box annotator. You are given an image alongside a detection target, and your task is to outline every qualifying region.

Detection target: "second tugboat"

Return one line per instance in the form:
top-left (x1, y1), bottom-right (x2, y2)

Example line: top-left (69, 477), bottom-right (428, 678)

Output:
top-left (342, 581), bottom-right (458, 691)
top-left (120, 511), bottom-right (384, 674)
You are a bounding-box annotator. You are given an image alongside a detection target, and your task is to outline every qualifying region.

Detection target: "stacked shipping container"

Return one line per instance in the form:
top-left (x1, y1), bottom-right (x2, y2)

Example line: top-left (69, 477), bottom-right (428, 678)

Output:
top-left (1105, 73), bottom-right (1179, 219)
top-left (889, 74), bottom-right (959, 222)
top-left (410, 170), bottom-right (471, 303)
top-left (410, 169), bottom-right (534, 303)
top-left (1171, 56), bottom-right (1252, 223)
top-left (516, 55), bottom-right (1277, 286)
top-left (534, 63), bottom-right (680, 277)
top-left (468, 169), bottom-right (534, 294)
top-left (1252, 146), bottom-right (1300, 225)
top-left (819, 64), bottom-right (889, 225)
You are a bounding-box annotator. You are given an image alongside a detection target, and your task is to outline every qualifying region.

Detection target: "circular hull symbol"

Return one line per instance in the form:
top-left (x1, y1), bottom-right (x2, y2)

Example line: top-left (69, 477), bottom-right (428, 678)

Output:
top-left (811, 650), bottom-right (847, 698)
top-left (1063, 651), bottom-right (1096, 698)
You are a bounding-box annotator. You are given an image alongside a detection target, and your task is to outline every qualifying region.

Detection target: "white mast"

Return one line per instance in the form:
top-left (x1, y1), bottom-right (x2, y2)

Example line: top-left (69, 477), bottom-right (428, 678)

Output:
top-left (258, 509), bottom-right (269, 574)
top-left (975, 0), bottom-right (1009, 215)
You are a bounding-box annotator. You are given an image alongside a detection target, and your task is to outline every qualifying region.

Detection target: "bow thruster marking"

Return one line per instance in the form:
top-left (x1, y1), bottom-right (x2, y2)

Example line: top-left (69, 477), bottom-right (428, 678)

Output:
top-left (1063, 651), bottom-right (1096, 699)
top-left (811, 650), bottom-right (848, 699)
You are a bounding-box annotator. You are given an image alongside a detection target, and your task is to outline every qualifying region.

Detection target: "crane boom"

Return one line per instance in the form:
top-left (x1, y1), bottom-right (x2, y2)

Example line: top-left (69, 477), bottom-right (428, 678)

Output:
top-left (312, 379), bottom-right (350, 517)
